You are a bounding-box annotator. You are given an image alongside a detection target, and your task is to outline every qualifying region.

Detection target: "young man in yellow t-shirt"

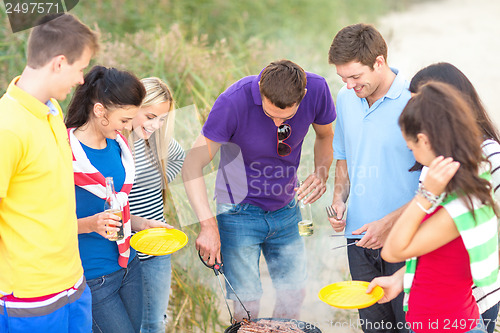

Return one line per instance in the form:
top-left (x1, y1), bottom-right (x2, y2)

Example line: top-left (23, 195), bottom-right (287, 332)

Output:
top-left (0, 14), bottom-right (98, 333)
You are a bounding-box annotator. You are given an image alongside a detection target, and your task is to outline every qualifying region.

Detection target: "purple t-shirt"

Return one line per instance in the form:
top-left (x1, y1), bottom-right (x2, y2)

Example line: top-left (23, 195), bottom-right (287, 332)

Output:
top-left (202, 72), bottom-right (336, 211)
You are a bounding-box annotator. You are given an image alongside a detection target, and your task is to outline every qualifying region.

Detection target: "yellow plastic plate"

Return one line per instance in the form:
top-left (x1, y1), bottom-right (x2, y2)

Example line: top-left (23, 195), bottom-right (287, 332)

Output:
top-left (318, 281), bottom-right (384, 309)
top-left (130, 228), bottom-right (188, 256)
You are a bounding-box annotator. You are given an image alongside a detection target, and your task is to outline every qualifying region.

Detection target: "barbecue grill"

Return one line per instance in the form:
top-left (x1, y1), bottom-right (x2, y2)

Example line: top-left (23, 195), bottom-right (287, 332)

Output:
top-left (199, 252), bottom-right (322, 333)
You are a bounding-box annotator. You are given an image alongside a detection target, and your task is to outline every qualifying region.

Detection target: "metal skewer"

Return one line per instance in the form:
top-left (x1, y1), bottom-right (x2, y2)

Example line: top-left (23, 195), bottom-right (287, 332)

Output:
top-left (331, 241), bottom-right (358, 250)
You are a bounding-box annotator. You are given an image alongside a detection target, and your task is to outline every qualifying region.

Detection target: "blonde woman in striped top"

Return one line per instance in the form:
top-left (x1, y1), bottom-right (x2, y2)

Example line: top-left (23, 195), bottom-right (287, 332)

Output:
top-left (125, 77), bottom-right (185, 333)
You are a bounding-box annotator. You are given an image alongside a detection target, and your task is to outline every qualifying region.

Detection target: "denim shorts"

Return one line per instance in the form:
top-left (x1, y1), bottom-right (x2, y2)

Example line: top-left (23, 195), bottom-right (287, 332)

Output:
top-left (217, 198), bottom-right (307, 302)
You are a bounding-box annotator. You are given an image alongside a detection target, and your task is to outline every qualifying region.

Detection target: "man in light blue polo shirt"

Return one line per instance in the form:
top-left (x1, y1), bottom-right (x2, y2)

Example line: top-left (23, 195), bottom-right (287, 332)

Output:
top-left (327, 23), bottom-right (420, 333)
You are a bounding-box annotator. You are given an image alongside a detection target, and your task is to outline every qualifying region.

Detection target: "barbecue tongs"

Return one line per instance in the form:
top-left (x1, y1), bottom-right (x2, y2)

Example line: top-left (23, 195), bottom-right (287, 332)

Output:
top-left (198, 252), bottom-right (251, 324)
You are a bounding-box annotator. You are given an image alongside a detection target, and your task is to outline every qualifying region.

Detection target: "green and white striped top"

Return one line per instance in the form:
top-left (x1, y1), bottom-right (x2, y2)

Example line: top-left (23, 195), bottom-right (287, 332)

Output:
top-left (403, 169), bottom-right (499, 311)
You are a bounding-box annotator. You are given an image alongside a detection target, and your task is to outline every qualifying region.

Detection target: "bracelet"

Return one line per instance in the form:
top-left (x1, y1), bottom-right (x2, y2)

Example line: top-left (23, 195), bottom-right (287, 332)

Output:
top-left (415, 200), bottom-right (435, 215)
top-left (416, 183), bottom-right (445, 205)
top-left (415, 183), bottom-right (445, 214)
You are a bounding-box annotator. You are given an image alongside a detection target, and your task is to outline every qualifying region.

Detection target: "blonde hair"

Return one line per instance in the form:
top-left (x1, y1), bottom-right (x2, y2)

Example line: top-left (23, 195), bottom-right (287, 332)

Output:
top-left (125, 77), bottom-right (175, 189)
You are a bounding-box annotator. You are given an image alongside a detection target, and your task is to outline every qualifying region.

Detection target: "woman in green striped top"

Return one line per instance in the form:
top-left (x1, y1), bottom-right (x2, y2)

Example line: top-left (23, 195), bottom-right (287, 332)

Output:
top-left (407, 62), bottom-right (500, 333)
top-left (368, 81), bottom-right (498, 333)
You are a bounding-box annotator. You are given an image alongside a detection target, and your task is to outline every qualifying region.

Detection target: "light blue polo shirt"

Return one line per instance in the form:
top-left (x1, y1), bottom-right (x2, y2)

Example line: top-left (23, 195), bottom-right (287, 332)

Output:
top-left (333, 68), bottom-right (420, 238)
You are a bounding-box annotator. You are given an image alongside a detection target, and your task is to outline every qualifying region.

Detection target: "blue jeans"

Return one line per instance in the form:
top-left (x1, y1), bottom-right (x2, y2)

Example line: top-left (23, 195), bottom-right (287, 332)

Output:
top-left (217, 198), bottom-right (307, 302)
top-left (139, 254), bottom-right (172, 333)
top-left (347, 239), bottom-right (407, 333)
top-left (481, 302), bottom-right (499, 333)
top-left (87, 255), bottom-right (143, 333)
top-left (463, 318), bottom-right (487, 333)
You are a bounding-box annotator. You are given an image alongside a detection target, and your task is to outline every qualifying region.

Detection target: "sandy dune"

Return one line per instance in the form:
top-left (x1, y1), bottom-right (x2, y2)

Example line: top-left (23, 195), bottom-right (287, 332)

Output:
top-left (380, 0), bottom-right (500, 126)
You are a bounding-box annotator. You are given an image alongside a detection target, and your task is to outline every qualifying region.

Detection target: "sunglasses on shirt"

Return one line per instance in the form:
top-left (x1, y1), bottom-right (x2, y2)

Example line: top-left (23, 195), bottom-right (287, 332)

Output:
top-left (277, 123), bottom-right (292, 157)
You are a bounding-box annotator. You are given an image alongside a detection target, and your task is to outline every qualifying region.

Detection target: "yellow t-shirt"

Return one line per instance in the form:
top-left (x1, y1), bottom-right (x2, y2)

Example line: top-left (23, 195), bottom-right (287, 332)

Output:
top-left (0, 77), bottom-right (83, 297)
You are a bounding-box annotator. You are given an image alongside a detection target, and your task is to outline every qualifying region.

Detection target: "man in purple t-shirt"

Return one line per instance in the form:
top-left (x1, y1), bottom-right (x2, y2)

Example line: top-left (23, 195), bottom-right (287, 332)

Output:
top-left (183, 59), bottom-right (335, 320)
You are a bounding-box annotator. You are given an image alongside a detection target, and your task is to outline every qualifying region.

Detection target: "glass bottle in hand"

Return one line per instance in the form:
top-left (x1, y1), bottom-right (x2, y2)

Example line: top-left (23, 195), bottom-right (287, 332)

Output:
top-left (297, 182), bottom-right (314, 236)
top-left (104, 177), bottom-right (124, 241)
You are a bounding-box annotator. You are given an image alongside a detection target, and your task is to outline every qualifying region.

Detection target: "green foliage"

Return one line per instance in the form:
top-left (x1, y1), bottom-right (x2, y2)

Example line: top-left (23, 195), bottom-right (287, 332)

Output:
top-left (70, 0), bottom-right (412, 44)
top-left (166, 224), bottom-right (228, 333)
top-left (95, 27), bottom-right (240, 119)
top-left (0, 13), bottom-right (27, 90)
top-left (0, 0), bottom-right (420, 108)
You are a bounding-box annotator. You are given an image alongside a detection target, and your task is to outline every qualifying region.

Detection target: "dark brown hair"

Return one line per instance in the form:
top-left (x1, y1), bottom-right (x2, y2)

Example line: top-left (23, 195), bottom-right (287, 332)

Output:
top-left (65, 66), bottom-right (145, 128)
top-left (410, 62), bottom-right (500, 142)
top-left (27, 13), bottom-right (99, 68)
top-left (399, 81), bottom-right (495, 215)
top-left (259, 59), bottom-right (307, 109)
top-left (328, 23), bottom-right (388, 68)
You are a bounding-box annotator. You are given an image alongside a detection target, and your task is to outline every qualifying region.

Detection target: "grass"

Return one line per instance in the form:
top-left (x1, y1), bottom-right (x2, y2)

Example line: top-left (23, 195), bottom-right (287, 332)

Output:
top-left (167, 229), bottom-right (227, 333)
top-left (0, 0), bottom-right (419, 107)
top-left (0, 1), bottom-right (432, 332)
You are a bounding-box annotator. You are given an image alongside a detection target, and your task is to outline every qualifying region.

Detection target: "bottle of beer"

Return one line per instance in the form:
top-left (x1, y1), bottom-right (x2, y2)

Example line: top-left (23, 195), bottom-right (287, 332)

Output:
top-left (104, 177), bottom-right (124, 241)
top-left (297, 181), bottom-right (314, 236)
